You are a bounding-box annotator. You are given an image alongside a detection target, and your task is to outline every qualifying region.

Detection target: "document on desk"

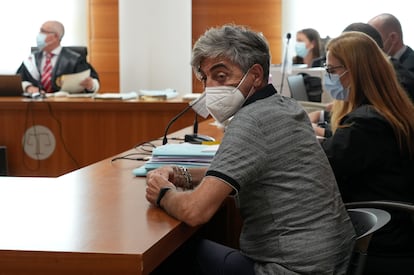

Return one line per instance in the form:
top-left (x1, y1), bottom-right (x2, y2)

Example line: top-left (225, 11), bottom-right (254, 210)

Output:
top-left (94, 91), bottom-right (138, 100)
top-left (60, 69), bottom-right (90, 93)
top-left (133, 143), bottom-right (219, 176)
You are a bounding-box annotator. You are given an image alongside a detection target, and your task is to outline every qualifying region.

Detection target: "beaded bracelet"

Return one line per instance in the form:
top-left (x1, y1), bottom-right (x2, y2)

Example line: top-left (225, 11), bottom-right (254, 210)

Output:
top-left (178, 166), bottom-right (192, 189)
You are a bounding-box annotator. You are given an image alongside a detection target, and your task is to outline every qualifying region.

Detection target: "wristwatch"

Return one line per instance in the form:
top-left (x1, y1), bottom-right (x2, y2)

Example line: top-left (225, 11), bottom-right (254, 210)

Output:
top-left (156, 187), bottom-right (172, 208)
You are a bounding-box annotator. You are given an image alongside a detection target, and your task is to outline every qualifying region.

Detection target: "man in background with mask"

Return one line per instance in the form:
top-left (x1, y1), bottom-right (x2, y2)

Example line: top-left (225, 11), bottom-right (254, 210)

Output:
top-left (17, 20), bottom-right (99, 95)
top-left (369, 13), bottom-right (414, 73)
top-left (145, 24), bottom-right (355, 275)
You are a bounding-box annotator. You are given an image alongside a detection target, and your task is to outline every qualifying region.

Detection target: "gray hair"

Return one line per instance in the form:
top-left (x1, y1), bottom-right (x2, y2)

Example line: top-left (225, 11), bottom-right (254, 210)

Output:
top-left (48, 21), bottom-right (65, 40)
top-left (191, 24), bottom-right (271, 82)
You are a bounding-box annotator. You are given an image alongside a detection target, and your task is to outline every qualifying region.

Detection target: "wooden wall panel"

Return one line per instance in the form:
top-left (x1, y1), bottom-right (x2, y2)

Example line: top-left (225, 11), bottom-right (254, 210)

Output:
top-left (0, 98), bottom-right (199, 177)
top-left (192, 0), bottom-right (282, 92)
top-left (87, 1), bottom-right (281, 93)
top-left (88, 0), bottom-right (119, 93)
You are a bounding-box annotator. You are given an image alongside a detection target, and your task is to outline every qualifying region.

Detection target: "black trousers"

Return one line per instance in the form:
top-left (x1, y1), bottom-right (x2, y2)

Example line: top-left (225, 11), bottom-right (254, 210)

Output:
top-left (151, 238), bottom-right (255, 275)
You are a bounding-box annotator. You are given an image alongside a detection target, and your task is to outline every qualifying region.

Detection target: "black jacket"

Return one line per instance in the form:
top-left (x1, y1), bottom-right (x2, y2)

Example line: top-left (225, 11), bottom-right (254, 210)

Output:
top-left (399, 46), bottom-right (414, 73)
top-left (321, 105), bottom-right (414, 255)
top-left (17, 47), bottom-right (99, 93)
top-left (391, 57), bottom-right (414, 101)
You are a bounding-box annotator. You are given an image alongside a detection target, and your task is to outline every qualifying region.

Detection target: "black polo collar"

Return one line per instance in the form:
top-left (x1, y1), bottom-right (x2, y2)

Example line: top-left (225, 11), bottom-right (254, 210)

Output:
top-left (242, 84), bottom-right (277, 107)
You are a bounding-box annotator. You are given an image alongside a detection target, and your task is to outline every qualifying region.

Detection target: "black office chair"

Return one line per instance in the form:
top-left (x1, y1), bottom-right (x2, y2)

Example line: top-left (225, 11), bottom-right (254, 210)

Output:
top-left (346, 208), bottom-right (391, 275)
top-left (31, 46), bottom-right (88, 58)
top-left (346, 201), bottom-right (414, 275)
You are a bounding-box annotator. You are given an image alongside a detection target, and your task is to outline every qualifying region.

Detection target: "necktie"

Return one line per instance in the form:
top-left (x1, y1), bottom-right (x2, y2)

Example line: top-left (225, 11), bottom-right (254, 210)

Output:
top-left (41, 53), bottom-right (53, 93)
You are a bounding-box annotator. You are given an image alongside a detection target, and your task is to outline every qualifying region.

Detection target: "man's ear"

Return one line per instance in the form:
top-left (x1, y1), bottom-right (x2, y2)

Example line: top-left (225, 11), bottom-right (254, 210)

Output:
top-left (250, 63), bottom-right (264, 86)
top-left (389, 31), bottom-right (399, 43)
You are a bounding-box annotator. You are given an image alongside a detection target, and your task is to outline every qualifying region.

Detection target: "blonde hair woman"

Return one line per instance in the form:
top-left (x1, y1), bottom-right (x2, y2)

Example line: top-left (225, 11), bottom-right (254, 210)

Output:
top-left (321, 31), bottom-right (414, 274)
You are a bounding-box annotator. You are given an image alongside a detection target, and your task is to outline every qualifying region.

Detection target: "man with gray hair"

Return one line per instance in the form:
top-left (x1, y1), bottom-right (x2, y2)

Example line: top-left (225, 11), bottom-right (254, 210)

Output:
top-left (17, 20), bottom-right (100, 95)
top-left (369, 13), bottom-right (414, 73)
top-left (146, 24), bottom-right (355, 275)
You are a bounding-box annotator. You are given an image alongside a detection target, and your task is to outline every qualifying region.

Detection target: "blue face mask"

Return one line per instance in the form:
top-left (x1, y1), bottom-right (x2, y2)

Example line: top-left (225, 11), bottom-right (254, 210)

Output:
top-left (324, 71), bottom-right (349, 100)
top-left (36, 33), bottom-right (47, 50)
top-left (295, 42), bottom-right (309, 58)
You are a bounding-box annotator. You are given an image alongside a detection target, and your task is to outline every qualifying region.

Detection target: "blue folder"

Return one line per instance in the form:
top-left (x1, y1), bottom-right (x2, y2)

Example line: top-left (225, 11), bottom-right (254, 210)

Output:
top-left (132, 143), bottom-right (218, 177)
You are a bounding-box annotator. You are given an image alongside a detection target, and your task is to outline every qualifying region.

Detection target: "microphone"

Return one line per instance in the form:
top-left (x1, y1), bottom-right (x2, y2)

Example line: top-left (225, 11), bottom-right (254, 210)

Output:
top-left (279, 32), bottom-right (291, 95)
top-left (184, 113), bottom-right (215, 144)
top-left (162, 94), bottom-right (215, 145)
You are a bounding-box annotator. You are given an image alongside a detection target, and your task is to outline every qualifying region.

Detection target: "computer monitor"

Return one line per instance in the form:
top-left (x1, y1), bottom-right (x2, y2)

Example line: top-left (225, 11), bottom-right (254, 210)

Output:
top-left (287, 74), bottom-right (309, 101)
top-left (0, 74), bottom-right (23, 97)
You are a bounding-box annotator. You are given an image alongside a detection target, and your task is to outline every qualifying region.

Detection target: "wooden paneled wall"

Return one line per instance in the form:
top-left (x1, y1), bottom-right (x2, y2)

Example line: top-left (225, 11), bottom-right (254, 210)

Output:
top-left (87, 0), bottom-right (119, 93)
top-left (192, 0), bottom-right (282, 92)
top-left (87, 1), bottom-right (281, 93)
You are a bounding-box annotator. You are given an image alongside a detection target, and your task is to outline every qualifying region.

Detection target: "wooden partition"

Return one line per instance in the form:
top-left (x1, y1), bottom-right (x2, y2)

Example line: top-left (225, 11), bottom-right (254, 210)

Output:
top-left (87, 0), bottom-right (119, 93)
top-left (192, 0), bottom-right (282, 92)
top-left (0, 97), bottom-right (198, 177)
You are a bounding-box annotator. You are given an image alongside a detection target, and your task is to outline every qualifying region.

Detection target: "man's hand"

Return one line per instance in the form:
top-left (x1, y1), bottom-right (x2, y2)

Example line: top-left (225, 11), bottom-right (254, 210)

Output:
top-left (80, 77), bottom-right (94, 91)
top-left (26, 85), bottom-right (44, 94)
top-left (145, 170), bottom-right (176, 206)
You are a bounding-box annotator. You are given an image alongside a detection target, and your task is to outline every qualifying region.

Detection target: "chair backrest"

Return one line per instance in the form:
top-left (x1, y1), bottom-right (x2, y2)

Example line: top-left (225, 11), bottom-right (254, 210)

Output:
top-left (31, 46), bottom-right (88, 58)
top-left (287, 74), bottom-right (309, 101)
top-left (346, 201), bottom-right (414, 274)
top-left (346, 208), bottom-right (391, 275)
top-left (346, 200), bottom-right (414, 215)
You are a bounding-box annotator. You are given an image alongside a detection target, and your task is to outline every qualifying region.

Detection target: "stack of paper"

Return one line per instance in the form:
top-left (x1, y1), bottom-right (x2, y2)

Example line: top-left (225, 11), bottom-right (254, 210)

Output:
top-left (133, 143), bottom-right (218, 176)
top-left (138, 88), bottom-right (177, 100)
top-left (94, 91), bottom-right (138, 100)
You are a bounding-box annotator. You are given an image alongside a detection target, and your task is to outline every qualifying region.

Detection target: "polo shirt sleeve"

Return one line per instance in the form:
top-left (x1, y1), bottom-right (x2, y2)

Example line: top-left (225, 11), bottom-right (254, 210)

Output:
top-left (206, 112), bottom-right (268, 194)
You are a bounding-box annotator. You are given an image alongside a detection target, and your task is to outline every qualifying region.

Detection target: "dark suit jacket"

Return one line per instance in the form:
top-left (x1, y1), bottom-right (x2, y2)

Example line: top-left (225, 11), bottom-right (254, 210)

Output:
top-left (391, 57), bottom-right (414, 102)
top-left (399, 46), bottom-right (414, 73)
top-left (17, 47), bottom-right (99, 93)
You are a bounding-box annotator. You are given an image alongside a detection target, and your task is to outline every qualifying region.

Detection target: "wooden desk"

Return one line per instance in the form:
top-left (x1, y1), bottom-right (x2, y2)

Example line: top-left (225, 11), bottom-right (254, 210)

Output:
top-left (0, 96), bottom-right (199, 177)
top-left (0, 121), bottom-right (232, 274)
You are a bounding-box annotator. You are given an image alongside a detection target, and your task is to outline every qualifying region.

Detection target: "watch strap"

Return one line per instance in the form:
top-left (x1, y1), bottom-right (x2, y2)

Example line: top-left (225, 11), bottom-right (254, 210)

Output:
top-left (156, 187), bottom-right (172, 208)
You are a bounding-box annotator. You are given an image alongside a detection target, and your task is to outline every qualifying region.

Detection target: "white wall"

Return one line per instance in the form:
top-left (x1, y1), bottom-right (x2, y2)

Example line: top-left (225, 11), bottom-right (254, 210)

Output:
top-left (0, 0), bottom-right (87, 74)
top-left (119, 0), bottom-right (192, 94)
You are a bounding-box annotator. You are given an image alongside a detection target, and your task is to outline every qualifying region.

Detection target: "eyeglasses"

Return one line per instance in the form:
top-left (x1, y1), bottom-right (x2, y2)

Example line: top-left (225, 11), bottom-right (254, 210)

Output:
top-left (40, 29), bottom-right (56, 35)
top-left (324, 64), bottom-right (345, 79)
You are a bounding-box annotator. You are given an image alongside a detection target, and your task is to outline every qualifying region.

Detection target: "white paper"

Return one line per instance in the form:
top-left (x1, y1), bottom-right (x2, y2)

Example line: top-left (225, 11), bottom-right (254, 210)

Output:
top-left (139, 88), bottom-right (177, 99)
top-left (60, 69), bottom-right (90, 93)
top-left (94, 91), bottom-right (138, 100)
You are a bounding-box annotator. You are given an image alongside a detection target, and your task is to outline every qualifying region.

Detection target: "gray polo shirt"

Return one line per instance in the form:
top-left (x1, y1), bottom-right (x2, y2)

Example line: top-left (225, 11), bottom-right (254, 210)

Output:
top-left (206, 88), bottom-right (355, 274)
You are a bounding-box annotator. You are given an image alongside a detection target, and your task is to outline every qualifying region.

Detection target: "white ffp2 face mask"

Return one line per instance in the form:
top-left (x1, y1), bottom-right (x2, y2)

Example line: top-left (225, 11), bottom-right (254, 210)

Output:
top-left (205, 70), bottom-right (253, 124)
top-left (205, 85), bottom-right (246, 123)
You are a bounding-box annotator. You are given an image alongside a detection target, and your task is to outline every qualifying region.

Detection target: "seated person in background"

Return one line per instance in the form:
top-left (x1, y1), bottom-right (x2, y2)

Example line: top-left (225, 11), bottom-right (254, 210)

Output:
top-left (321, 31), bottom-right (414, 274)
top-left (369, 13), bottom-right (414, 73)
top-left (310, 22), bottom-right (414, 137)
top-left (344, 22), bottom-right (414, 101)
top-left (293, 28), bottom-right (323, 67)
top-left (146, 24), bottom-right (355, 275)
top-left (17, 20), bottom-right (99, 95)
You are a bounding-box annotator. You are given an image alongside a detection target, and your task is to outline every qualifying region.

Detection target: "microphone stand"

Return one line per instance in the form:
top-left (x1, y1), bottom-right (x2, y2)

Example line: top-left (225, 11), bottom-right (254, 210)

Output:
top-left (184, 113), bottom-right (215, 144)
top-left (162, 94), bottom-right (215, 145)
top-left (162, 104), bottom-right (193, 145)
top-left (280, 33), bottom-right (291, 95)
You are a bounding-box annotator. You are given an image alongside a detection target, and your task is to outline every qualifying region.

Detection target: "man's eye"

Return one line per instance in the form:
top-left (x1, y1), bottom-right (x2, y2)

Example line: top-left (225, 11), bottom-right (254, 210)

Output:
top-left (214, 73), bottom-right (227, 82)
